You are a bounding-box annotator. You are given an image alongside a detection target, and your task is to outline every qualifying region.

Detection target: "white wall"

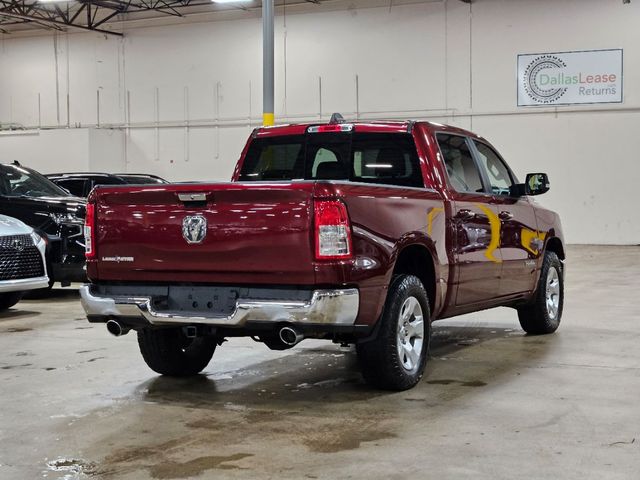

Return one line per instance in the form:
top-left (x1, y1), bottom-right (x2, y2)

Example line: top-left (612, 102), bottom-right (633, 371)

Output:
top-left (88, 129), bottom-right (125, 173)
top-left (1, 0), bottom-right (639, 244)
top-left (0, 130), bottom-right (90, 172)
top-left (0, 129), bottom-right (124, 173)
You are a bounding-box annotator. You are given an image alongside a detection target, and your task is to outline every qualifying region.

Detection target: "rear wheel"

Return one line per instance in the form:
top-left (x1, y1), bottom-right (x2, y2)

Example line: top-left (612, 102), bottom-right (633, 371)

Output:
top-left (0, 292), bottom-right (23, 311)
top-left (137, 327), bottom-right (217, 376)
top-left (356, 275), bottom-right (431, 391)
top-left (518, 251), bottom-right (564, 334)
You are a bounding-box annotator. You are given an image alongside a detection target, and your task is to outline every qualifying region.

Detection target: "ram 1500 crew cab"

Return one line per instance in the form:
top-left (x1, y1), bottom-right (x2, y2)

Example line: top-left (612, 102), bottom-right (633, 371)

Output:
top-left (80, 118), bottom-right (565, 391)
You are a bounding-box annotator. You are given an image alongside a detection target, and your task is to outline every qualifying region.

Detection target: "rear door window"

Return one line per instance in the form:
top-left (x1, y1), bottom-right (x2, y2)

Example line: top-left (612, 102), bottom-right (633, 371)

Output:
top-left (350, 134), bottom-right (422, 187)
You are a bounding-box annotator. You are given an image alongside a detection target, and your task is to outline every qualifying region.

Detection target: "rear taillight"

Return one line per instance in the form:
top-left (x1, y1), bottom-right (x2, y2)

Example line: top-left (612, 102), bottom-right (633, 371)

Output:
top-left (84, 203), bottom-right (95, 259)
top-left (314, 200), bottom-right (352, 260)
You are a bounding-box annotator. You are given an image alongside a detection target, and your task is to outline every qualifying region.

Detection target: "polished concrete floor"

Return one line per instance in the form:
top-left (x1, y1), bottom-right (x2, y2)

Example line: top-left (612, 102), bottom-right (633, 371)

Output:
top-left (0, 245), bottom-right (638, 479)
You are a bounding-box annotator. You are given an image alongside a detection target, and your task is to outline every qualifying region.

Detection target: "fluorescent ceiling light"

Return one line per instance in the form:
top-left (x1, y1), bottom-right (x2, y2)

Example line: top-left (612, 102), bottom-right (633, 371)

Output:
top-left (212, 0), bottom-right (253, 3)
top-left (38, 0), bottom-right (73, 3)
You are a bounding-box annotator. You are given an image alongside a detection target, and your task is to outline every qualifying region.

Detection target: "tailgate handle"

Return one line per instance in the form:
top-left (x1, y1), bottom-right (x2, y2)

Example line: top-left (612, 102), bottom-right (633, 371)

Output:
top-left (178, 193), bottom-right (207, 203)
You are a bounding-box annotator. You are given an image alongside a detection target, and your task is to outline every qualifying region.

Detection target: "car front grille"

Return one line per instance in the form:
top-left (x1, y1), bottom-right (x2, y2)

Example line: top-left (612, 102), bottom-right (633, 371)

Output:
top-left (0, 235), bottom-right (45, 281)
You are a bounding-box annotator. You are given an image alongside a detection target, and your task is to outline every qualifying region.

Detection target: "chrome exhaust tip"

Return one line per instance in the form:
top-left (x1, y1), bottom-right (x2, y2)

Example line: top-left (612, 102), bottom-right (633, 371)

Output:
top-left (279, 326), bottom-right (304, 346)
top-left (106, 319), bottom-right (129, 337)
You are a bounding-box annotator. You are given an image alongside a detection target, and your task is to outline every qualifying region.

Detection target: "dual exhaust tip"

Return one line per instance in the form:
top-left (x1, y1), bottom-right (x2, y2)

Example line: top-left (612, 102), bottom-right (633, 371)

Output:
top-left (106, 320), bottom-right (304, 346)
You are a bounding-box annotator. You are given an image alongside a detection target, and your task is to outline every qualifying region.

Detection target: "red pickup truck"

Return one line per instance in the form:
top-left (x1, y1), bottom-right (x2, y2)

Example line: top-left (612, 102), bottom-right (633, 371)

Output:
top-left (80, 117), bottom-right (565, 391)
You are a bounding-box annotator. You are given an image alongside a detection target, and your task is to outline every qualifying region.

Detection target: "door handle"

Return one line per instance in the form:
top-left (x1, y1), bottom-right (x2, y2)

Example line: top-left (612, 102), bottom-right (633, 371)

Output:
top-left (456, 209), bottom-right (476, 220)
top-left (498, 211), bottom-right (514, 221)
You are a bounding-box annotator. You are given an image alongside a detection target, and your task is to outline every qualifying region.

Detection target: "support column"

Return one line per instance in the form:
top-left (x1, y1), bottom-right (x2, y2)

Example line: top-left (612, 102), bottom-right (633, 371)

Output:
top-left (262, 0), bottom-right (275, 126)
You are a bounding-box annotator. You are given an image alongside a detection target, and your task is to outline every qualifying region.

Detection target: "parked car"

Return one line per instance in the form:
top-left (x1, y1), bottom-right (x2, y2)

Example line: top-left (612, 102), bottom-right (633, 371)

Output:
top-left (0, 214), bottom-right (49, 310)
top-left (0, 162), bottom-right (86, 287)
top-left (46, 172), bottom-right (168, 198)
top-left (113, 173), bottom-right (168, 185)
top-left (79, 117), bottom-right (565, 391)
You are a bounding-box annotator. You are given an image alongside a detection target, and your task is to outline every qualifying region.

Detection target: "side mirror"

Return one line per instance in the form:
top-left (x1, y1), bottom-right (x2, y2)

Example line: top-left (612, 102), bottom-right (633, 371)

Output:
top-left (525, 173), bottom-right (550, 196)
top-left (509, 173), bottom-right (550, 197)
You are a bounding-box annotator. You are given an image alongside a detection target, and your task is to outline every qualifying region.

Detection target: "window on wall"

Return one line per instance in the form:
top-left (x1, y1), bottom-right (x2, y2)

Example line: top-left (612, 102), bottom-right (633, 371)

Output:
top-left (473, 141), bottom-right (514, 196)
top-left (436, 133), bottom-right (484, 194)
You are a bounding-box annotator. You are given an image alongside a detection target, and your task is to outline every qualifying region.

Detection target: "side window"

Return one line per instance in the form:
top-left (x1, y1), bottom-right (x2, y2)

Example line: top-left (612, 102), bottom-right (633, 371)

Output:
top-left (436, 133), bottom-right (484, 194)
top-left (56, 179), bottom-right (87, 197)
top-left (350, 134), bottom-right (423, 188)
top-left (473, 141), bottom-right (513, 196)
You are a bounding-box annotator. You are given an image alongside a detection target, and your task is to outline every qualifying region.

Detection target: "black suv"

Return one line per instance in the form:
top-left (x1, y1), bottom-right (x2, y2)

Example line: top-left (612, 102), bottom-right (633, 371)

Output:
top-left (46, 173), bottom-right (168, 198)
top-left (0, 163), bottom-right (86, 287)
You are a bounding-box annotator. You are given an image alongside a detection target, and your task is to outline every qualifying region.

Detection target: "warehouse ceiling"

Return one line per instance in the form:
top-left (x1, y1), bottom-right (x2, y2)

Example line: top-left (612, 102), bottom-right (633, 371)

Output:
top-left (0, 0), bottom-right (444, 36)
top-left (0, 0), bottom-right (330, 36)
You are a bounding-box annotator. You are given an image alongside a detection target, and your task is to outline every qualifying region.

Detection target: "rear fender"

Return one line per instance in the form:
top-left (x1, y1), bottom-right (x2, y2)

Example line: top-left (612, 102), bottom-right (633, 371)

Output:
top-left (377, 232), bottom-right (444, 320)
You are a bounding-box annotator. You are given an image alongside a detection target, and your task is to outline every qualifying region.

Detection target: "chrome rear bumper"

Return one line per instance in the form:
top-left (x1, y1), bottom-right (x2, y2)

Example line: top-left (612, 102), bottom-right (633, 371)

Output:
top-left (80, 285), bottom-right (359, 327)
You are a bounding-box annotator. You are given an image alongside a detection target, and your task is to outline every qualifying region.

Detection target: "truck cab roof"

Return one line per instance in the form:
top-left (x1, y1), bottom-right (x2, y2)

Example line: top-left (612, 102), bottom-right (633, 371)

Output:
top-left (252, 119), bottom-right (483, 140)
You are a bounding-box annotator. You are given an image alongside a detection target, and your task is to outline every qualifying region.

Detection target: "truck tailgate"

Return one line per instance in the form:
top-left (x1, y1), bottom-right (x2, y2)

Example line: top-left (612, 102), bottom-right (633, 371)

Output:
top-left (91, 183), bottom-right (316, 284)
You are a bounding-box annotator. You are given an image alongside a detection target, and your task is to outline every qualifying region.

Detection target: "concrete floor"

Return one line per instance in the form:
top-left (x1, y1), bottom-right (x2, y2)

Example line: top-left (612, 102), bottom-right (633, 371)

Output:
top-left (0, 245), bottom-right (638, 480)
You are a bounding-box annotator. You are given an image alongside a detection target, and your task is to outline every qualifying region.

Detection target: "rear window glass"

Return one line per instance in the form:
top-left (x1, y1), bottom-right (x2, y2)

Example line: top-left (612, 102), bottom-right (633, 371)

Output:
top-left (239, 132), bottom-right (423, 188)
top-left (56, 179), bottom-right (87, 197)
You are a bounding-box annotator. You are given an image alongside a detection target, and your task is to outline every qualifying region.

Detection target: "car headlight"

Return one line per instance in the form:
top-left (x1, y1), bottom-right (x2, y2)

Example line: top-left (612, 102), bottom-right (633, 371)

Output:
top-left (49, 212), bottom-right (83, 225)
top-left (31, 231), bottom-right (46, 247)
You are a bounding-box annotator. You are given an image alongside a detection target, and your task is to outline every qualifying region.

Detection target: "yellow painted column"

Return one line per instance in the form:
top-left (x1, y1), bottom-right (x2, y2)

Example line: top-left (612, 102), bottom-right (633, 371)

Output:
top-left (263, 113), bottom-right (275, 127)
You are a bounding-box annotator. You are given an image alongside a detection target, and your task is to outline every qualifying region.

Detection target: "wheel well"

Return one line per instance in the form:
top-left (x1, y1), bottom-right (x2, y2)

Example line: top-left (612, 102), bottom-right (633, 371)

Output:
top-left (392, 245), bottom-right (436, 312)
top-left (546, 237), bottom-right (565, 260)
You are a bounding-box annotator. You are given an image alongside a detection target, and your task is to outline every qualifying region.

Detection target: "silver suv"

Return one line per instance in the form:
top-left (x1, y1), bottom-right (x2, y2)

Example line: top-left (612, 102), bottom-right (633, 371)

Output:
top-left (0, 215), bottom-right (49, 310)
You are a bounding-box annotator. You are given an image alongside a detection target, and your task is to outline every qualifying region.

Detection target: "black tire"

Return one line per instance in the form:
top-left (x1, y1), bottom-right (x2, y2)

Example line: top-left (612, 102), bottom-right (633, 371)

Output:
top-left (356, 275), bottom-right (431, 391)
top-left (0, 292), bottom-right (23, 311)
top-left (518, 251), bottom-right (564, 335)
top-left (137, 328), bottom-right (217, 376)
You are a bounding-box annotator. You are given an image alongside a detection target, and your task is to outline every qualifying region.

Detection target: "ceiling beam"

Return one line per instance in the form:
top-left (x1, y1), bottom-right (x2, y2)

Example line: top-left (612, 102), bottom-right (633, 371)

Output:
top-left (0, 8), bottom-right (122, 35)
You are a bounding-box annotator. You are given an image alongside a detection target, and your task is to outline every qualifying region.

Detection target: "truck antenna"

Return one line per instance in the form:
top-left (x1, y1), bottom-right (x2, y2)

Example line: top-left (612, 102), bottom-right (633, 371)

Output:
top-left (329, 113), bottom-right (345, 124)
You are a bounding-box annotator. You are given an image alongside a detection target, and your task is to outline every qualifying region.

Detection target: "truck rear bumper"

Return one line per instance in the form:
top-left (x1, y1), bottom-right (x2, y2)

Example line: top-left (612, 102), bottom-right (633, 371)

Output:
top-left (80, 285), bottom-right (359, 328)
